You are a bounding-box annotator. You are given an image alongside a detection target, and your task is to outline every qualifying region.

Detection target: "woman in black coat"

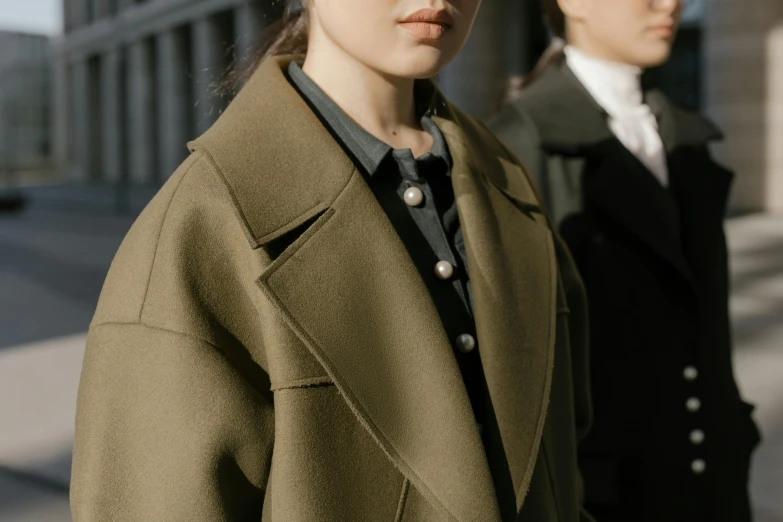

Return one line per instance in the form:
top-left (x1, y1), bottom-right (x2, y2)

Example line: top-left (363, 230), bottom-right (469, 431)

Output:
top-left (489, 0), bottom-right (761, 520)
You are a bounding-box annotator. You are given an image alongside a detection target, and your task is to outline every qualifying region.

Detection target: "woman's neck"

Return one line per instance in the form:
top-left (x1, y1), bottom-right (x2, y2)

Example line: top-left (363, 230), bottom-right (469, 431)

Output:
top-left (302, 26), bottom-right (433, 155)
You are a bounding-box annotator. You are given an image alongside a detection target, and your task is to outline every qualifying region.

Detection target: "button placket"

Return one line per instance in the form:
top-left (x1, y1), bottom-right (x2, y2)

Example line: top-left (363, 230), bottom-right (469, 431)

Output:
top-left (413, 183), bottom-right (460, 278)
top-left (420, 182), bottom-right (461, 274)
top-left (398, 163), bottom-right (469, 312)
top-left (681, 365), bottom-right (705, 473)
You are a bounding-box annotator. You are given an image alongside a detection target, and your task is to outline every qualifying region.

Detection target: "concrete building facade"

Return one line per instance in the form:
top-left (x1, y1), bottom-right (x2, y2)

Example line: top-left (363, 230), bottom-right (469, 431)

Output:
top-left (54, 0), bottom-right (283, 184)
top-left (54, 0), bottom-right (542, 185)
top-left (705, 0), bottom-right (783, 213)
top-left (0, 31), bottom-right (52, 175)
top-left (55, 0), bottom-right (783, 214)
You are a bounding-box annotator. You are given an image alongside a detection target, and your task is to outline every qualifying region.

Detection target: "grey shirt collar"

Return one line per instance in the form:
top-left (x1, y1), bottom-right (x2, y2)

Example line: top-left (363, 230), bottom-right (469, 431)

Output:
top-left (287, 61), bottom-right (451, 178)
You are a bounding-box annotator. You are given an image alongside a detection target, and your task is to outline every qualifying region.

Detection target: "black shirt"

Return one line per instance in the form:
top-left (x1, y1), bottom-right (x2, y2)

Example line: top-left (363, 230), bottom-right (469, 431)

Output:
top-left (287, 62), bottom-right (486, 429)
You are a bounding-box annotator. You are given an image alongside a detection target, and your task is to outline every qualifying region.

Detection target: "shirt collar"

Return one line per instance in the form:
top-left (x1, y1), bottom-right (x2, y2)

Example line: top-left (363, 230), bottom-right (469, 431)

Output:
top-left (563, 45), bottom-right (644, 118)
top-left (287, 61), bottom-right (451, 177)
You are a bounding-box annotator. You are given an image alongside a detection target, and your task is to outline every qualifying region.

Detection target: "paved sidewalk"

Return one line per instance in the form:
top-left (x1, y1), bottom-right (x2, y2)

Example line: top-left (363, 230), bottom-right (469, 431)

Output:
top-left (0, 186), bottom-right (140, 521)
top-left (727, 215), bottom-right (783, 522)
top-left (0, 185), bottom-right (780, 521)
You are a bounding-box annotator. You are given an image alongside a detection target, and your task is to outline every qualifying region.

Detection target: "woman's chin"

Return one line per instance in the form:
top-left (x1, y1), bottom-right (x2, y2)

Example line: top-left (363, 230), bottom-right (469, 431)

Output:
top-left (627, 44), bottom-right (674, 69)
top-left (377, 47), bottom-right (452, 79)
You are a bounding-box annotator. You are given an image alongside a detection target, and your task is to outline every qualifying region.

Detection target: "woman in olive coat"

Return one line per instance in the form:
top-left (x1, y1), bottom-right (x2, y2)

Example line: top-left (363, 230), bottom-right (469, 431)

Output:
top-left (70, 1), bottom-right (593, 521)
top-left (489, 0), bottom-right (760, 521)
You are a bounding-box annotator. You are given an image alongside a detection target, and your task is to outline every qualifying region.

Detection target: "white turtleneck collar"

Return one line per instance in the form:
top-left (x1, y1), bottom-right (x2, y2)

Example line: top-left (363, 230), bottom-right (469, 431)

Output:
top-left (563, 45), bottom-right (670, 187)
top-left (563, 45), bottom-right (644, 118)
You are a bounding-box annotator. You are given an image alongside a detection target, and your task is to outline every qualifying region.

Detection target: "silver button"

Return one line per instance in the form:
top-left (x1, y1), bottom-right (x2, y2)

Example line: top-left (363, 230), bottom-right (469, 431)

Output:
top-left (683, 366), bottom-right (699, 381)
top-left (434, 260), bottom-right (455, 280)
top-left (404, 186), bottom-right (424, 207)
top-left (690, 429), bottom-right (705, 445)
top-left (456, 333), bottom-right (476, 353)
top-left (686, 397), bottom-right (701, 413)
top-left (691, 459), bottom-right (706, 474)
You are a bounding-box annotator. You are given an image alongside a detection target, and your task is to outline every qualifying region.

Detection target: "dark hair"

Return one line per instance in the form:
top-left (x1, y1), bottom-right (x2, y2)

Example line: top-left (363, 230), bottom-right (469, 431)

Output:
top-left (541, 0), bottom-right (566, 39)
top-left (503, 38), bottom-right (565, 103)
top-left (219, 0), bottom-right (309, 94)
top-left (502, 0), bottom-right (567, 103)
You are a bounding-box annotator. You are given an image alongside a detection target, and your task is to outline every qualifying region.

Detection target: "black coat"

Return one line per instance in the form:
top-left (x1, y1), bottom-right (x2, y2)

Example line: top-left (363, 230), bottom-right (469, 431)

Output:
top-left (489, 60), bottom-right (761, 522)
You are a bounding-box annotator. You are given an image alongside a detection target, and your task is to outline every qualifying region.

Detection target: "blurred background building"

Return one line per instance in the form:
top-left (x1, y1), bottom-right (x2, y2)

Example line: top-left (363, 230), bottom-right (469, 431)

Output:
top-left (46, 0), bottom-right (783, 214)
top-left (0, 31), bottom-right (52, 182)
top-left (704, 0), bottom-right (783, 213)
top-left (53, 0), bottom-right (285, 186)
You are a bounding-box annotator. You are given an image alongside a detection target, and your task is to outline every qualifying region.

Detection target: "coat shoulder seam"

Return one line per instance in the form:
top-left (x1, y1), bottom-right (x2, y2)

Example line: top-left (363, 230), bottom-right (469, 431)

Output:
top-left (137, 152), bottom-right (204, 323)
top-left (91, 320), bottom-right (224, 354)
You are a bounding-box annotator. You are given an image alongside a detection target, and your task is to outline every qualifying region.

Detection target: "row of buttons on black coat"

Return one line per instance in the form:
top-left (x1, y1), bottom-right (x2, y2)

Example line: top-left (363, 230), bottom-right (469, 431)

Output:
top-left (684, 365), bottom-right (706, 475)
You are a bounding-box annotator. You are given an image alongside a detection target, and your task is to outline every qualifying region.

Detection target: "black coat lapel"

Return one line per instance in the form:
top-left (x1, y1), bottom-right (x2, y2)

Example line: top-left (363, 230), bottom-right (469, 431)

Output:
top-left (512, 61), bottom-right (728, 287)
top-left (583, 140), bottom-right (693, 285)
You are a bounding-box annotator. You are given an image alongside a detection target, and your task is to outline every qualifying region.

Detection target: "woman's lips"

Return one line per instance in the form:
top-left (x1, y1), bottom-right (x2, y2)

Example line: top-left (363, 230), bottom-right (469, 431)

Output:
top-left (399, 8), bottom-right (454, 40)
top-left (399, 21), bottom-right (450, 40)
top-left (649, 23), bottom-right (675, 38)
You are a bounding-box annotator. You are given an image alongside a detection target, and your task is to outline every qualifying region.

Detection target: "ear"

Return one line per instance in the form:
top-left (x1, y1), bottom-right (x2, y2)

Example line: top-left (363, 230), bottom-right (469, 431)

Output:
top-left (556, 0), bottom-right (588, 22)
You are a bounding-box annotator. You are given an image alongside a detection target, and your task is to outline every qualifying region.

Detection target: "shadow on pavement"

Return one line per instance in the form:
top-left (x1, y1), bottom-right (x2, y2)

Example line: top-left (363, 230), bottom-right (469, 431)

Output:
top-left (0, 453), bottom-right (71, 522)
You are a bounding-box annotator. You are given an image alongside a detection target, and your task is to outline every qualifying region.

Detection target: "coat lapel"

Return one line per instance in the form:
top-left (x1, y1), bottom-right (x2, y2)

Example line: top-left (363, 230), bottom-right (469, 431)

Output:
top-left (518, 62), bottom-right (701, 286)
top-left (436, 112), bottom-right (558, 518)
top-left (193, 55), bottom-right (560, 521)
top-left (258, 171), bottom-right (502, 522)
top-left (193, 56), bottom-right (501, 522)
top-left (584, 140), bottom-right (694, 285)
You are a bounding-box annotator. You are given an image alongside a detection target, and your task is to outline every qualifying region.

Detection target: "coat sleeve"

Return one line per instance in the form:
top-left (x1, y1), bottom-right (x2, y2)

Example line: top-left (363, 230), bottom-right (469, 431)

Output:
top-left (70, 322), bottom-right (274, 521)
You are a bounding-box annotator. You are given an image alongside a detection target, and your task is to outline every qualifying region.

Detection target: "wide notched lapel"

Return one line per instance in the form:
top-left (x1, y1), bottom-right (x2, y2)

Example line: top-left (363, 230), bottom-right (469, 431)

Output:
top-left (525, 62), bottom-right (696, 287)
top-left (257, 171), bottom-right (501, 522)
top-left (584, 141), bottom-right (695, 286)
top-left (196, 56), bottom-right (502, 522)
top-left (436, 112), bottom-right (558, 517)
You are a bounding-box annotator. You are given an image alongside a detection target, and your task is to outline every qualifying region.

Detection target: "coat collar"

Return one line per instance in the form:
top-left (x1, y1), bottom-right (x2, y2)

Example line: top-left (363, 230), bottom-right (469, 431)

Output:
top-left (190, 56), bottom-right (558, 521)
top-left (512, 59), bottom-right (729, 289)
top-left (517, 59), bottom-right (723, 155)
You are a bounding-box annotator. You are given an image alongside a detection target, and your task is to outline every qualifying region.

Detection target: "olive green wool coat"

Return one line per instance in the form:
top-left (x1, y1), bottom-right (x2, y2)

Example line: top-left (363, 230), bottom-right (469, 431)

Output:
top-left (70, 56), bottom-right (592, 522)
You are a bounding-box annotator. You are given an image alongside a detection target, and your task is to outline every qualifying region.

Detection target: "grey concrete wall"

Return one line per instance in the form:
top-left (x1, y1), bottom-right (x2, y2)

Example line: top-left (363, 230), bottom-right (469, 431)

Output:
top-left (705, 0), bottom-right (783, 213)
top-left (156, 27), bottom-right (192, 177)
top-left (0, 32), bottom-right (52, 174)
top-left (192, 13), bottom-right (230, 136)
top-left (234, 0), bottom-right (264, 68)
top-left (52, 50), bottom-right (70, 175)
top-left (94, 0), bottom-right (111, 19)
top-left (55, 0), bottom-right (266, 184)
top-left (71, 59), bottom-right (91, 181)
top-left (101, 47), bottom-right (124, 182)
top-left (127, 38), bottom-right (156, 183)
top-left (438, 0), bottom-right (506, 119)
